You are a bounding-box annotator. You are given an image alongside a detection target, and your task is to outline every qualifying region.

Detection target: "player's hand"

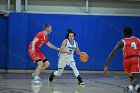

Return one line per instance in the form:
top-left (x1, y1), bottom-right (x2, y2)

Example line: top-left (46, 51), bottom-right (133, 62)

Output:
top-left (104, 66), bottom-right (108, 75)
top-left (31, 48), bottom-right (35, 53)
top-left (66, 51), bottom-right (72, 55)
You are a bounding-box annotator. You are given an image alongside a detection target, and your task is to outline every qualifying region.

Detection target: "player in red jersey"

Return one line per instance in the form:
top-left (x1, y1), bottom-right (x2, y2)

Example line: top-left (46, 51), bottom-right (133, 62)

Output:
top-left (104, 27), bottom-right (140, 93)
top-left (28, 24), bottom-right (60, 84)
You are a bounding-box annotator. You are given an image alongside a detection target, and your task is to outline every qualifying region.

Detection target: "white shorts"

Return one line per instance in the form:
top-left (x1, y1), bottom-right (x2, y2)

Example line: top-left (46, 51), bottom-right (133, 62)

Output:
top-left (58, 55), bottom-right (75, 69)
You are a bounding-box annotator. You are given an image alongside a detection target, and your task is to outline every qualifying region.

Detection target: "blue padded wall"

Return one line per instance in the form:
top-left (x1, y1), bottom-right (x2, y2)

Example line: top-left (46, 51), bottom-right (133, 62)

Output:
top-left (0, 15), bottom-right (8, 69)
top-left (6, 12), bottom-right (140, 70)
top-left (7, 13), bottom-right (28, 69)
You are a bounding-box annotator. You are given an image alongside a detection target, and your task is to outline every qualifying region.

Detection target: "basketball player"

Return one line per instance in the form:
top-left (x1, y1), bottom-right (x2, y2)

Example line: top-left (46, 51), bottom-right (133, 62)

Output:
top-left (48, 29), bottom-right (85, 85)
top-left (28, 24), bottom-right (60, 84)
top-left (104, 27), bottom-right (140, 93)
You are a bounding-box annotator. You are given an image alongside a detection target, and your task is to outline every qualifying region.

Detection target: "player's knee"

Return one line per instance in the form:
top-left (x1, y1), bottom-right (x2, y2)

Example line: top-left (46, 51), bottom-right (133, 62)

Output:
top-left (57, 69), bottom-right (63, 76)
top-left (37, 61), bottom-right (43, 67)
top-left (42, 58), bottom-right (50, 67)
top-left (44, 61), bottom-right (50, 67)
top-left (70, 62), bottom-right (77, 70)
top-left (47, 61), bottom-right (50, 67)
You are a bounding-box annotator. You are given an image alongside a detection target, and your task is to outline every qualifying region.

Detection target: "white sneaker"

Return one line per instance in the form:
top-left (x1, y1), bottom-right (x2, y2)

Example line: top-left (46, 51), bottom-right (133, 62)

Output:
top-left (32, 73), bottom-right (42, 81)
top-left (31, 79), bottom-right (43, 85)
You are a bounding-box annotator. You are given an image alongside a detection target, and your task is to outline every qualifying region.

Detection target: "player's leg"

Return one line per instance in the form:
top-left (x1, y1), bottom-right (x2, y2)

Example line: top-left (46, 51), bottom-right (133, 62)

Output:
top-left (49, 68), bottom-right (64, 82)
top-left (49, 57), bottom-right (66, 82)
top-left (123, 60), bottom-right (133, 93)
top-left (31, 59), bottom-right (43, 84)
top-left (69, 61), bottom-right (85, 85)
top-left (69, 61), bottom-right (79, 77)
top-left (54, 68), bottom-right (64, 76)
top-left (34, 60), bottom-right (43, 78)
top-left (41, 58), bottom-right (50, 72)
top-left (30, 51), bottom-right (45, 84)
top-left (28, 49), bottom-right (43, 80)
top-left (130, 58), bottom-right (140, 93)
top-left (37, 52), bottom-right (50, 72)
top-left (131, 73), bottom-right (140, 93)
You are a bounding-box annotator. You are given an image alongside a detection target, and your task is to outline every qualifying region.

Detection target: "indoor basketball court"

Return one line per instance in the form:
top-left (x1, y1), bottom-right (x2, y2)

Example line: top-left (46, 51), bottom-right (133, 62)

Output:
top-left (0, 72), bottom-right (130, 93)
top-left (0, 0), bottom-right (140, 93)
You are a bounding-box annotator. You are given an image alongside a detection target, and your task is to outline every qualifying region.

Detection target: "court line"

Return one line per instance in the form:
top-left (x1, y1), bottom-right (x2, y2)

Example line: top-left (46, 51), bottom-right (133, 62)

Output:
top-left (94, 80), bottom-right (124, 89)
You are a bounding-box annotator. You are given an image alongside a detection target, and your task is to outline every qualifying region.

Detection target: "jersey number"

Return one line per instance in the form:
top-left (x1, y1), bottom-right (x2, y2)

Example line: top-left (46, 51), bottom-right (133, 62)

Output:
top-left (131, 42), bottom-right (137, 49)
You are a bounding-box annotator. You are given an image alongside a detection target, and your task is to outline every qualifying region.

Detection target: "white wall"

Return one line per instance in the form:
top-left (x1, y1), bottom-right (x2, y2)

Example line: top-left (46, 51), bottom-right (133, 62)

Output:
top-left (0, 0), bottom-right (140, 16)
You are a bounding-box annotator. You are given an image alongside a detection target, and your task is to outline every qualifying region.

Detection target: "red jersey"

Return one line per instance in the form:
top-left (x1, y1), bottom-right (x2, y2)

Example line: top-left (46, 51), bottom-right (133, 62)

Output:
top-left (29, 32), bottom-right (49, 50)
top-left (122, 36), bottom-right (140, 58)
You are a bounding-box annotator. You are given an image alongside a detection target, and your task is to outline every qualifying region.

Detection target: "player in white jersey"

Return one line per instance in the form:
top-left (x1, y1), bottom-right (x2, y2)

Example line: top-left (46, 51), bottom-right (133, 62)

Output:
top-left (49, 29), bottom-right (85, 85)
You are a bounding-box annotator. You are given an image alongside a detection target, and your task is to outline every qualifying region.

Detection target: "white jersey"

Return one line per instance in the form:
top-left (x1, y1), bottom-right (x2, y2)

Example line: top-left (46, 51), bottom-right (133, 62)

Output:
top-left (59, 39), bottom-right (77, 57)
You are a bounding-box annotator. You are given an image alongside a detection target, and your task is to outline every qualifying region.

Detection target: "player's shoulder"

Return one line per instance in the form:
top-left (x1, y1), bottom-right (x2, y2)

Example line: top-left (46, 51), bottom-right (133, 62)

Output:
top-left (133, 36), bottom-right (140, 41)
top-left (116, 40), bottom-right (124, 48)
top-left (35, 31), bottom-right (44, 39)
top-left (63, 39), bottom-right (67, 43)
top-left (36, 31), bottom-right (45, 37)
top-left (37, 31), bottom-right (43, 35)
top-left (116, 40), bottom-right (123, 44)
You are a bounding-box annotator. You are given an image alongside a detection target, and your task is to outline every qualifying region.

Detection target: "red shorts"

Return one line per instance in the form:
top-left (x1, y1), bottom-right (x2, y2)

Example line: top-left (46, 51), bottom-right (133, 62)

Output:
top-left (123, 57), bottom-right (140, 75)
top-left (28, 48), bottom-right (46, 62)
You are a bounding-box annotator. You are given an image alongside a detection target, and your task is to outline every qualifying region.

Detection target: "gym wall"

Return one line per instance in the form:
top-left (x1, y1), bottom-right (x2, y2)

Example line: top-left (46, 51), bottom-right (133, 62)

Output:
top-left (1, 12), bottom-right (140, 70)
top-left (0, 15), bottom-right (8, 69)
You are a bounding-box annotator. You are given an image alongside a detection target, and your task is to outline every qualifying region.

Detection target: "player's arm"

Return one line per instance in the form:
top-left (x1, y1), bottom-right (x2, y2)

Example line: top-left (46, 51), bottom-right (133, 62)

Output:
top-left (46, 42), bottom-right (60, 51)
top-left (31, 38), bottom-right (39, 53)
top-left (59, 39), bottom-right (71, 54)
top-left (75, 43), bottom-right (82, 55)
top-left (104, 41), bottom-right (124, 74)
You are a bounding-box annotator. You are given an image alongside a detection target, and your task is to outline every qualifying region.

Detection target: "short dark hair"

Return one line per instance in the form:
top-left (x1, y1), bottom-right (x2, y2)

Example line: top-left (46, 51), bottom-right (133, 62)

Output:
top-left (66, 29), bottom-right (76, 39)
top-left (123, 27), bottom-right (132, 37)
top-left (44, 24), bottom-right (51, 29)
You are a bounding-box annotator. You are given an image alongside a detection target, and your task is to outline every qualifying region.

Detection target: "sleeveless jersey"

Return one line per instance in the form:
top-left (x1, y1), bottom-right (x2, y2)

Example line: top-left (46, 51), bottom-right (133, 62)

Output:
top-left (59, 39), bottom-right (77, 57)
top-left (29, 32), bottom-right (49, 50)
top-left (122, 36), bottom-right (140, 58)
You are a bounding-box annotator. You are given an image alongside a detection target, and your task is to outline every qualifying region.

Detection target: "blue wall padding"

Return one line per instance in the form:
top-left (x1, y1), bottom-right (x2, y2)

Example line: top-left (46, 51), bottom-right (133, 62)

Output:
top-left (7, 13), bottom-right (28, 69)
top-left (0, 15), bottom-right (8, 69)
top-left (2, 12), bottom-right (140, 70)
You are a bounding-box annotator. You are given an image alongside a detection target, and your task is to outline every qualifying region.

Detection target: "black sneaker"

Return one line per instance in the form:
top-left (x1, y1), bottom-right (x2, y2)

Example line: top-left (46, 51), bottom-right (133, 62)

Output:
top-left (123, 87), bottom-right (132, 93)
top-left (78, 81), bottom-right (85, 85)
top-left (49, 72), bottom-right (55, 82)
top-left (137, 87), bottom-right (140, 93)
top-left (77, 75), bottom-right (85, 85)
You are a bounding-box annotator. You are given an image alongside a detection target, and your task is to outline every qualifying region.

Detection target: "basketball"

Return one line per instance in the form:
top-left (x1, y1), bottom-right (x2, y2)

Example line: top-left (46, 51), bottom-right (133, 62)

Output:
top-left (80, 52), bottom-right (88, 62)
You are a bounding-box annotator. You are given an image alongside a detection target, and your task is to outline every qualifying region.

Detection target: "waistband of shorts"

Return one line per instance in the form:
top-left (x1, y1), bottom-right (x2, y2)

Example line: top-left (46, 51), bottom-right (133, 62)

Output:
top-left (59, 54), bottom-right (73, 57)
top-left (124, 55), bottom-right (140, 59)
